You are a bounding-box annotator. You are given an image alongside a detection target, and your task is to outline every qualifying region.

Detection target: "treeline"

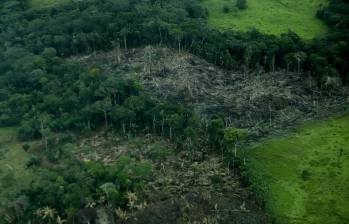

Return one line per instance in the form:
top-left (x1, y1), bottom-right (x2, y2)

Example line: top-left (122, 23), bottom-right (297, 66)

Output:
top-left (0, 0), bottom-right (348, 91)
top-left (1, 46), bottom-right (237, 155)
top-left (0, 46), bottom-right (198, 144)
top-left (3, 0), bottom-right (347, 221)
top-left (0, 48), bottom-right (243, 224)
top-left (0, 0), bottom-right (259, 147)
top-left (0, 47), bottom-right (245, 222)
top-left (316, 0), bottom-right (349, 85)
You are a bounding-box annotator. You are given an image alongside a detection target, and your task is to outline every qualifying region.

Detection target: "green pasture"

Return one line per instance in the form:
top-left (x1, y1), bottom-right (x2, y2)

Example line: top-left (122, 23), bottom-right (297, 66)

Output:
top-left (202, 0), bottom-right (329, 39)
top-left (247, 113), bottom-right (349, 223)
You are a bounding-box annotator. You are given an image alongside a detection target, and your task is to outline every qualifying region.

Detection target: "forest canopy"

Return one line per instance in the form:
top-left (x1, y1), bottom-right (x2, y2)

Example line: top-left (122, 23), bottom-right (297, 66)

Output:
top-left (0, 0), bottom-right (348, 223)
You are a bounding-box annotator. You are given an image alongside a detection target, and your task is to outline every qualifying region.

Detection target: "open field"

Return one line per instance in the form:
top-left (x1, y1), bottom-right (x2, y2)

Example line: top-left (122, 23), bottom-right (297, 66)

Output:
top-left (202, 0), bottom-right (329, 39)
top-left (246, 113), bottom-right (349, 223)
top-left (0, 128), bottom-right (32, 209)
top-left (28, 0), bottom-right (71, 9)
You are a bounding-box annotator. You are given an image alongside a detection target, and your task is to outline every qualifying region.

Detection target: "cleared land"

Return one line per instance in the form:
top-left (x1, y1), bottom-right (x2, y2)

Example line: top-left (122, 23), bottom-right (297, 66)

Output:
top-left (247, 113), bottom-right (349, 224)
top-left (29, 0), bottom-right (71, 9)
top-left (75, 47), bottom-right (349, 223)
top-left (74, 134), bottom-right (267, 223)
top-left (202, 0), bottom-right (329, 39)
top-left (75, 47), bottom-right (349, 139)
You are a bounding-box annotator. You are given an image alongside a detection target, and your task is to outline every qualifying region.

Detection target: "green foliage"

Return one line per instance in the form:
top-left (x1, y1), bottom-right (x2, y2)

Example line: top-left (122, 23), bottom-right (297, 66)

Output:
top-left (182, 126), bottom-right (198, 150)
top-left (99, 182), bottom-right (120, 205)
top-left (112, 106), bottom-right (130, 123)
top-left (147, 144), bottom-right (174, 161)
top-left (124, 96), bottom-right (146, 113)
top-left (202, 0), bottom-right (328, 39)
top-left (113, 156), bottom-right (153, 180)
top-left (1, 172), bottom-right (16, 189)
top-left (223, 127), bottom-right (247, 147)
top-left (0, 0), bottom-right (348, 221)
top-left (14, 156), bottom-right (152, 222)
top-left (236, 0), bottom-right (247, 10)
top-left (0, 127), bottom-right (33, 222)
top-left (301, 170), bottom-right (311, 181)
top-left (222, 5), bottom-right (231, 13)
top-left (0, 1), bottom-right (348, 137)
top-left (22, 144), bottom-right (30, 152)
top-left (207, 117), bottom-right (225, 149)
top-left (29, 0), bottom-right (70, 9)
top-left (132, 162), bottom-right (153, 179)
top-left (18, 120), bottom-right (40, 140)
top-left (59, 143), bottom-right (75, 158)
top-left (26, 155), bottom-right (41, 168)
top-left (316, 0), bottom-right (349, 85)
top-left (246, 113), bottom-right (349, 223)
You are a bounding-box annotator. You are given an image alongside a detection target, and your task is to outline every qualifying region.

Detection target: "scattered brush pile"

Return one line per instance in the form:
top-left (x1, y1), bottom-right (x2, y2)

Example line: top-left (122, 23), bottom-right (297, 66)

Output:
top-left (76, 46), bottom-right (349, 140)
top-left (75, 133), bottom-right (267, 223)
top-left (72, 46), bottom-right (348, 223)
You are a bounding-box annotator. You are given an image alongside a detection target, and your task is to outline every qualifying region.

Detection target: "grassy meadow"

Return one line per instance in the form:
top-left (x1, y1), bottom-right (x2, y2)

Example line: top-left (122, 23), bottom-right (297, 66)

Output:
top-left (0, 128), bottom-right (32, 208)
top-left (246, 113), bottom-right (349, 223)
top-left (201, 0), bottom-right (329, 39)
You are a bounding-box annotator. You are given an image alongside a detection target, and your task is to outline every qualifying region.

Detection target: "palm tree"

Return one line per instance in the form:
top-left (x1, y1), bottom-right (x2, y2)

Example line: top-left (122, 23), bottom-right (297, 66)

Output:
top-left (293, 51), bottom-right (307, 74)
top-left (56, 216), bottom-right (66, 224)
top-left (99, 182), bottom-right (118, 205)
top-left (35, 206), bottom-right (57, 223)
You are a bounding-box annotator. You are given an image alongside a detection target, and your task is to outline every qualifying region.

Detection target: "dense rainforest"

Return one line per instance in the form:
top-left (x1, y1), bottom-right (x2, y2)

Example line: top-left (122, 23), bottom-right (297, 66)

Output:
top-left (0, 0), bottom-right (348, 223)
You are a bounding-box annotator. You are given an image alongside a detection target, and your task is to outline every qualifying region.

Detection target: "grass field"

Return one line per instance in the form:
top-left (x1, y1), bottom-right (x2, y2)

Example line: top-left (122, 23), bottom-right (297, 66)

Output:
top-left (0, 128), bottom-right (32, 209)
top-left (246, 114), bottom-right (349, 223)
top-left (28, 0), bottom-right (71, 9)
top-left (202, 0), bottom-right (329, 39)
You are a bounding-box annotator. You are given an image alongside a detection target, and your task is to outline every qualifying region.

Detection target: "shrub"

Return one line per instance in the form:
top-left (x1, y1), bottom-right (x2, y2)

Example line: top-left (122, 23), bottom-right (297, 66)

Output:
top-left (59, 143), bottom-right (75, 158)
top-left (147, 144), bottom-right (174, 161)
top-left (222, 5), bottom-right (231, 13)
top-left (17, 120), bottom-right (40, 141)
top-left (26, 155), bottom-right (41, 168)
top-left (236, 0), bottom-right (247, 10)
top-left (1, 172), bottom-right (15, 188)
top-left (22, 144), bottom-right (30, 152)
top-left (301, 170), bottom-right (311, 181)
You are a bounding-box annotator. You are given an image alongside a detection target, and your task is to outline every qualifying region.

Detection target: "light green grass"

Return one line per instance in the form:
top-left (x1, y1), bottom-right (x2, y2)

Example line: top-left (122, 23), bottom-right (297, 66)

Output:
top-left (202, 0), bottom-right (329, 39)
top-left (0, 128), bottom-right (32, 206)
top-left (246, 114), bottom-right (349, 223)
top-left (28, 0), bottom-right (71, 9)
